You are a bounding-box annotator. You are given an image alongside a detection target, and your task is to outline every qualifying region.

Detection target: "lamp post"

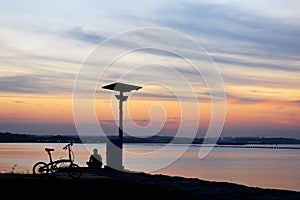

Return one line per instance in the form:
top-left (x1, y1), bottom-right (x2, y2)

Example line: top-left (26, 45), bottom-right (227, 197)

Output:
top-left (102, 82), bottom-right (142, 170)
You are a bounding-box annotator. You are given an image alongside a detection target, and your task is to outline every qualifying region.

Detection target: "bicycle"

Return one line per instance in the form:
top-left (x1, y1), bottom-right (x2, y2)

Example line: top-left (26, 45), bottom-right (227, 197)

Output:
top-left (32, 142), bottom-right (82, 179)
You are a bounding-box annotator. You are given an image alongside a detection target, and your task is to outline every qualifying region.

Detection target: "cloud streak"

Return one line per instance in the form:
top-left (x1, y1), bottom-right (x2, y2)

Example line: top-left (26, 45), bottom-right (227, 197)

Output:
top-left (66, 27), bottom-right (105, 44)
top-left (0, 74), bottom-right (73, 94)
top-left (156, 2), bottom-right (300, 57)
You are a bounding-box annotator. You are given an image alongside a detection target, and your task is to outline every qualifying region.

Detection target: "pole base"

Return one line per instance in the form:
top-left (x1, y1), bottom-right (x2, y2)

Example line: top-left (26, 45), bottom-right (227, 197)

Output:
top-left (106, 138), bottom-right (124, 171)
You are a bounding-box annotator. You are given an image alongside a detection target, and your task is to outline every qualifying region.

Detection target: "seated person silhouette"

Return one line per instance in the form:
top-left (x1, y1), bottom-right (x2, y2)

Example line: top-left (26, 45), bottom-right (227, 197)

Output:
top-left (86, 148), bottom-right (103, 168)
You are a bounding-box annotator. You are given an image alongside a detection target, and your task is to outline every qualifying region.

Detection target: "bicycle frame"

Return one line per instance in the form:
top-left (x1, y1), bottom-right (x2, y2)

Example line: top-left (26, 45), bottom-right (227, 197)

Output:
top-left (45, 143), bottom-right (73, 164)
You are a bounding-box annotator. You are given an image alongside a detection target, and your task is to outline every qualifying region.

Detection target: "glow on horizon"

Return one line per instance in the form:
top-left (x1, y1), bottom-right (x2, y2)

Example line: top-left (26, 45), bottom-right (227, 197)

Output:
top-left (0, 92), bottom-right (299, 137)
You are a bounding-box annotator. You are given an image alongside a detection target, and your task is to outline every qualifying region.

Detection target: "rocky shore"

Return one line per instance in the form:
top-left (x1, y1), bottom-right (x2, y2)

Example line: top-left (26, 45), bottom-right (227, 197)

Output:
top-left (0, 168), bottom-right (299, 200)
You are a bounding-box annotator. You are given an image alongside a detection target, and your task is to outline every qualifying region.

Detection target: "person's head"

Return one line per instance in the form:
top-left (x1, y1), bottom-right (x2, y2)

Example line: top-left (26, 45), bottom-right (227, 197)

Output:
top-left (93, 148), bottom-right (98, 154)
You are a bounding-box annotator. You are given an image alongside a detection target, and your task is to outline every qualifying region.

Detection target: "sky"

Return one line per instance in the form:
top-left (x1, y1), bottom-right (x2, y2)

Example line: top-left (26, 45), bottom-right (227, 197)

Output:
top-left (0, 0), bottom-right (299, 138)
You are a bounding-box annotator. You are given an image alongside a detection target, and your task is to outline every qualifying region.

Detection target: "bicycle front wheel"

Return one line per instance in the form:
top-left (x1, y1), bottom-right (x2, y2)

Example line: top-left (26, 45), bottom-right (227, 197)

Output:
top-left (33, 161), bottom-right (49, 175)
top-left (68, 163), bottom-right (82, 179)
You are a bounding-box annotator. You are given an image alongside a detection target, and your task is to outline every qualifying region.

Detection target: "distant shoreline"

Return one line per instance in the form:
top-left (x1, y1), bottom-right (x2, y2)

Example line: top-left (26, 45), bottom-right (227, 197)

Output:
top-left (1, 132), bottom-right (300, 145)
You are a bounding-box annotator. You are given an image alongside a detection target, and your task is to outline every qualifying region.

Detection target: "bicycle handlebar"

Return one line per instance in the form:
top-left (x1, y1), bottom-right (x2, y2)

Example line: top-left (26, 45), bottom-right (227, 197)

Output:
top-left (63, 142), bottom-right (73, 150)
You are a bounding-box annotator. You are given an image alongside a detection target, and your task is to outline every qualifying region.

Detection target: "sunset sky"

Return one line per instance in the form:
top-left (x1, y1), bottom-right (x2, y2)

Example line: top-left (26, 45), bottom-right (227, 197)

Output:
top-left (0, 0), bottom-right (299, 138)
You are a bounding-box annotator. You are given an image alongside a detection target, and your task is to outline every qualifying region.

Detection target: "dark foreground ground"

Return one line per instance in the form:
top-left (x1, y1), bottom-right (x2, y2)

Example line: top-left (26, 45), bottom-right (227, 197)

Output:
top-left (0, 168), bottom-right (299, 200)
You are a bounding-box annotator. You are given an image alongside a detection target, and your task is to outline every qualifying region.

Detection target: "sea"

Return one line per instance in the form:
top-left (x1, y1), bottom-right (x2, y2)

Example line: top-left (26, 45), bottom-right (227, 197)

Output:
top-left (0, 143), bottom-right (299, 192)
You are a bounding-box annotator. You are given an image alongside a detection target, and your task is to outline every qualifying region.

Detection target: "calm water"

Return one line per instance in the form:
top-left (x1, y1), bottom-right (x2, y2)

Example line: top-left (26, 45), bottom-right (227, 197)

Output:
top-left (0, 143), bottom-right (299, 192)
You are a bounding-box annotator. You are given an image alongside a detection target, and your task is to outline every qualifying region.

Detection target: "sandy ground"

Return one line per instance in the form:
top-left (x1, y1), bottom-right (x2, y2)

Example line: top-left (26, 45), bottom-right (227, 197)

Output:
top-left (0, 167), bottom-right (299, 200)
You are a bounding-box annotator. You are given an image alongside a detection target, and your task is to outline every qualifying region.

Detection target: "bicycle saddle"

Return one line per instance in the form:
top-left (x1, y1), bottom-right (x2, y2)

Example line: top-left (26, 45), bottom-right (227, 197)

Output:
top-left (45, 148), bottom-right (54, 152)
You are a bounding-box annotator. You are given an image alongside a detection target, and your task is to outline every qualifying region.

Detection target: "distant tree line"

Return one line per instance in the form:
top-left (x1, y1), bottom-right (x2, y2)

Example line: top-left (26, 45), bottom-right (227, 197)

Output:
top-left (0, 132), bottom-right (81, 143)
top-left (0, 132), bottom-right (300, 144)
top-left (217, 136), bottom-right (300, 145)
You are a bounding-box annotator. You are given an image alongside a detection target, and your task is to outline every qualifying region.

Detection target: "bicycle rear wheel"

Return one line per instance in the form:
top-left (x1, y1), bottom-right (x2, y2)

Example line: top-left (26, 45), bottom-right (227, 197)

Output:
top-left (68, 163), bottom-right (82, 179)
top-left (32, 161), bottom-right (49, 175)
